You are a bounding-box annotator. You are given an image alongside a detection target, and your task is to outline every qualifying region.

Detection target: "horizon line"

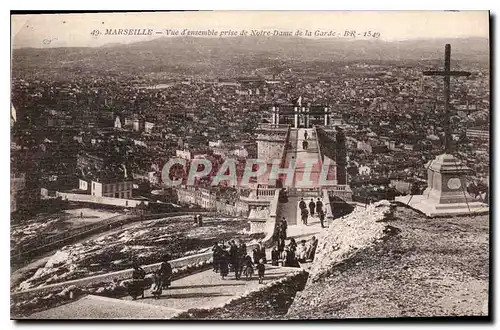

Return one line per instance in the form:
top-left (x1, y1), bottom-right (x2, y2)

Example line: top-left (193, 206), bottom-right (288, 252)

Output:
top-left (11, 35), bottom-right (488, 50)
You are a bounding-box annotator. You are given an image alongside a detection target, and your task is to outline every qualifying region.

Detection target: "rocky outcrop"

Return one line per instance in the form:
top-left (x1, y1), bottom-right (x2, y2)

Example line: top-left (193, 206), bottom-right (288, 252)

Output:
top-left (308, 200), bottom-right (393, 283)
top-left (286, 205), bottom-right (489, 319)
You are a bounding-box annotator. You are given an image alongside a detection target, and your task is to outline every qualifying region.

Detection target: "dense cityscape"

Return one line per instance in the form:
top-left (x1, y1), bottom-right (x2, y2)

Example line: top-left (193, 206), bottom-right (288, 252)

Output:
top-left (10, 27), bottom-right (490, 320)
top-left (11, 40), bottom-right (489, 215)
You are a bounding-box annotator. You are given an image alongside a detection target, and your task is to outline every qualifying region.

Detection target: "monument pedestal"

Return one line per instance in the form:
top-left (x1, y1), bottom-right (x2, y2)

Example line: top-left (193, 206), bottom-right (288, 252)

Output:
top-left (396, 154), bottom-right (488, 217)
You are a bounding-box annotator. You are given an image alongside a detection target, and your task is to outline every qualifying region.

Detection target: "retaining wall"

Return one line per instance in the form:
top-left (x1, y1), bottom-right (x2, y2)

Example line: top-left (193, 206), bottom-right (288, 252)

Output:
top-left (56, 192), bottom-right (149, 208)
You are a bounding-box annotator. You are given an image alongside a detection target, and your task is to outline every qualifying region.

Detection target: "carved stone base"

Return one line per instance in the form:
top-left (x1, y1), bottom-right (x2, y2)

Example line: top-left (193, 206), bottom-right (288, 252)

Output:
top-left (395, 153), bottom-right (488, 217)
top-left (396, 194), bottom-right (488, 217)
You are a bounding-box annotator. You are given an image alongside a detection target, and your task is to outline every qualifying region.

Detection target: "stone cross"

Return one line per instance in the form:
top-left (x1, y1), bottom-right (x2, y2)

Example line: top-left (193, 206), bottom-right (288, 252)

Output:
top-left (423, 44), bottom-right (470, 153)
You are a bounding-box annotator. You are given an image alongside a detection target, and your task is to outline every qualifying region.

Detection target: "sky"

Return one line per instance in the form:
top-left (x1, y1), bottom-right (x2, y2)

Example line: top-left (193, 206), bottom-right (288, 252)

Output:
top-left (11, 11), bottom-right (489, 49)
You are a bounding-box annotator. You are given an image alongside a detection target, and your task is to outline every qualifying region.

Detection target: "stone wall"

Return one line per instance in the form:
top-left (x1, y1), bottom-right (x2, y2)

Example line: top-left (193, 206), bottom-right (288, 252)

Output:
top-left (249, 219), bottom-right (267, 233)
top-left (175, 188), bottom-right (249, 216)
top-left (328, 187), bottom-right (353, 202)
top-left (257, 140), bottom-right (285, 165)
top-left (249, 188), bottom-right (280, 237)
top-left (56, 192), bottom-right (148, 207)
top-left (316, 127), bottom-right (347, 185)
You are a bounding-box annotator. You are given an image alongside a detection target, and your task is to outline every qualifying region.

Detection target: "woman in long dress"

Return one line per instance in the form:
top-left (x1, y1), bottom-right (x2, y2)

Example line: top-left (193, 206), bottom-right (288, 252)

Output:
top-left (160, 260), bottom-right (173, 289)
top-left (212, 242), bottom-right (222, 273)
top-left (271, 246), bottom-right (280, 266)
top-left (151, 270), bottom-right (163, 299)
top-left (219, 249), bottom-right (230, 279)
top-left (128, 263), bottom-right (146, 300)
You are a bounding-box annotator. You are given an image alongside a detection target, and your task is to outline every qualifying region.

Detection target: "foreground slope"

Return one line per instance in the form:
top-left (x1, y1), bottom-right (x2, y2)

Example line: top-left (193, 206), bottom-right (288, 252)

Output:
top-left (287, 204), bottom-right (489, 319)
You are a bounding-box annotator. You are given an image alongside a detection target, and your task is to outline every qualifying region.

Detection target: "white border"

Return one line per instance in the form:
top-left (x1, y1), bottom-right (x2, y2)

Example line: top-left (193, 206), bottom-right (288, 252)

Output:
top-left (3, 1), bottom-right (497, 330)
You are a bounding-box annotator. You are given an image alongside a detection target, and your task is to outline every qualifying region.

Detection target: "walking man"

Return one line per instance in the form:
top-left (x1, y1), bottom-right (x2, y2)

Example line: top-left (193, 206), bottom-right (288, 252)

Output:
top-left (301, 207), bottom-right (309, 225)
top-left (230, 241), bottom-right (240, 279)
top-left (212, 242), bottom-right (222, 273)
top-left (304, 130), bottom-right (308, 140)
top-left (159, 257), bottom-right (173, 290)
top-left (308, 236), bottom-right (319, 261)
top-left (316, 198), bottom-right (323, 215)
top-left (308, 199), bottom-right (316, 217)
top-left (319, 209), bottom-right (326, 228)
top-left (237, 242), bottom-right (247, 279)
top-left (299, 198), bottom-right (306, 211)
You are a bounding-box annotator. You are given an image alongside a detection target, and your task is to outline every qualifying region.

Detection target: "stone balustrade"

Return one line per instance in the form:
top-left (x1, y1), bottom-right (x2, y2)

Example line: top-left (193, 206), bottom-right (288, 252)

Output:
top-left (257, 123), bottom-right (290, 131)
top-left (257, 188), bottom-right (277, 197)
top-left (328, 185), bottom-right (353, 201)
top-left (322, 189), bottom-right (335, 224)
top-left (249, 188), bottom-right (281, 244)
top-left (248, 207), bottom-right (270, 220)
top-left (56, 192), bottom-right (148, 207)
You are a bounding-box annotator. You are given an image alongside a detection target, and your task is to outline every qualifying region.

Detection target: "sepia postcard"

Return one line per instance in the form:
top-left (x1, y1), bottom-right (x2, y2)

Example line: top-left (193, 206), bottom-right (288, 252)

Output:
top-left (10, 10), bottom-right (490, 320)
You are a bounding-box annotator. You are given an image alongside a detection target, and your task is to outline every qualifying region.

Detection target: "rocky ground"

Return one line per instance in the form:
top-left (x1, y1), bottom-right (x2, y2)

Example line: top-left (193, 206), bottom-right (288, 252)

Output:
top-left (286, 205), bottom-right (489, 319)
top-left (15, 215), bottom-right (263, 291)
top-left (11, 208), bottom-right (120, 252)
top-left (13, 202), bottom-right (489, 320)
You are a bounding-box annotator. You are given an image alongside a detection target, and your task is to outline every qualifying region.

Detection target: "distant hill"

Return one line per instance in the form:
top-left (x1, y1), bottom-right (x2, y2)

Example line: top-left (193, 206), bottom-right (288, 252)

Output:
top-left (12, 36), bottom-right (489, 77)
top-left (100, 36), bottom-right (489, 62)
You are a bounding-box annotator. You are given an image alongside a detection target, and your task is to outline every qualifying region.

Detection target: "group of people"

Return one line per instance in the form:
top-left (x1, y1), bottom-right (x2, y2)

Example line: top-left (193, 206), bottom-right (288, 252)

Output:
top-left (212, 235), bottom-right (319, 282)
top-left (212, 240), bottom-right (266, 283)
top-left (193, 214), bottom-right (203, 227)
top-left (128, 258), bottom-right (173, 300)
top-left (271, 235), bottom-right (319, 267)
top-left (127, 236), bottom-right (320, 300)
top-left (302, 131), bottom-right (309, 150)
top-left (299, 198), bottom-right (326, 228)
top-left (302, 140), bottom-right (309, 150)
top-left (278, 188), bottom-right (289, 203)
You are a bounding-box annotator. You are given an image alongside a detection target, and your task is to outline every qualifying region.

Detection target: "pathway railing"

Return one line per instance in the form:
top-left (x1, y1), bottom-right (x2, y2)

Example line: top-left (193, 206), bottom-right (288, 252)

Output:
top-left (262, 189), bottom-right (282, 248)
top-left (322, 189), bottom-right (335, 226)
top-left (258, 123), bottom-right (290, 131)
top-left (257, 188), bottom-right (278, 197)
top-left (313, 126), bottom-right (325, 165)
top-left (286, 187), bottom-right (322, 198)
top-left (56, 192), bottom-right (149, 208)
top-left (328, 185), bottom-right (353, 202)
top-left (239, 187), bottom-right (276, 203)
